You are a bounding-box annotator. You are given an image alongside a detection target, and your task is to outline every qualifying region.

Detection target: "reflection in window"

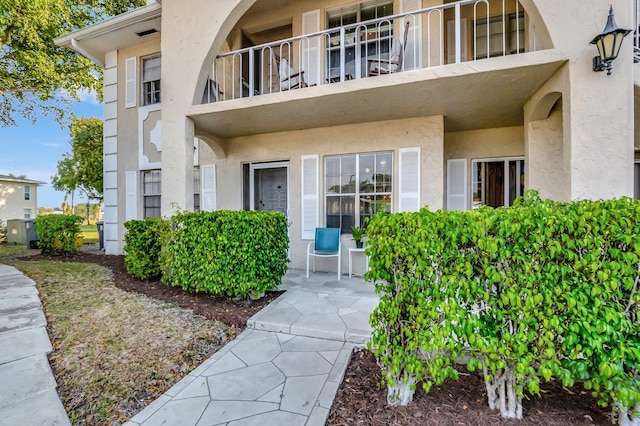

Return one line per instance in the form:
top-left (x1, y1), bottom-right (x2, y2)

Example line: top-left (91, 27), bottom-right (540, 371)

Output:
top-left (325, 152), bottom-right (392, 233)
top-left (472, 158), bottom-right (524, 208)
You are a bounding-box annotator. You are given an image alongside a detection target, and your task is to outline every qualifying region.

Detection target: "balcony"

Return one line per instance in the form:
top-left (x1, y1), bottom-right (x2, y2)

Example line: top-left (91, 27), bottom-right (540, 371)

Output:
top-left (205, 0), bottom-right (534, 102)
top-left (190, 0), bottom-right (565, 144)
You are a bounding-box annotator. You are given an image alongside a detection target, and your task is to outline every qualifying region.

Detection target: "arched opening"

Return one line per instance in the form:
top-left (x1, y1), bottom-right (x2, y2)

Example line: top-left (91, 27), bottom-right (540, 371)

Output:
top-left (526, 91), bottom-right (566, 201)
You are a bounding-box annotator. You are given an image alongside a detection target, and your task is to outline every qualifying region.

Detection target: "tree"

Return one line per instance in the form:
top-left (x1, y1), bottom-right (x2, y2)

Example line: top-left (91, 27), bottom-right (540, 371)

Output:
top-left (52, 116), bottom-right (103, 223)
top-left (0, 0), bottom-right (146, 127)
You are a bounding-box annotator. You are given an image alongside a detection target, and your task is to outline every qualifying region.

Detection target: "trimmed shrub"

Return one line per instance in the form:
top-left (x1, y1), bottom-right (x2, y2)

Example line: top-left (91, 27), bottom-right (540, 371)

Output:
top-left (35, 214), bottom-right (83, 255)
top-left (123, 218), bottom-right (170, 280)
top-left (162, 210), bottom-right (289, 299)
top-left (367, 192), bottom-right (640, 423)
top-left (0, 219), bottom-right (6, 244)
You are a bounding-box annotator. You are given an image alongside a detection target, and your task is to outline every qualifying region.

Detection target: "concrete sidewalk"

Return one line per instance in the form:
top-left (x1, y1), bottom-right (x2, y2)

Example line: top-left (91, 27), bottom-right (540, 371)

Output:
top-left (0, 264), bottom-right (70, 426)
top-left (126, 269), bottom-right (379, 426)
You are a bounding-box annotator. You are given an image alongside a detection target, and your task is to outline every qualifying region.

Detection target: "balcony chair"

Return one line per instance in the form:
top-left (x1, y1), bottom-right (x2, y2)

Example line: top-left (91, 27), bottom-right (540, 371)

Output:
top-left (367, 20), bottom-right (410, 77)
top-left (271, 51), bottom-right (308, 91)
top-left (306, 227), bottom-right (342, 280)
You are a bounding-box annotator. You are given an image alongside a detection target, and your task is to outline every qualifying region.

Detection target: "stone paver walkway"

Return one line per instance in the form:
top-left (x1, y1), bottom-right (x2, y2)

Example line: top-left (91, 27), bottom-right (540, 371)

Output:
top-left (126, 269), bottom-right (379, 426)
top-left (0, 264), bottom-right (70, 426)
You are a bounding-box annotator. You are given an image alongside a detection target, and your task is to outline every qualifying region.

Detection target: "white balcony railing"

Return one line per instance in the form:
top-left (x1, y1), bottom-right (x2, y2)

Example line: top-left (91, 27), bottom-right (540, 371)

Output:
top-left (204, 0), bottom-right (529, 103)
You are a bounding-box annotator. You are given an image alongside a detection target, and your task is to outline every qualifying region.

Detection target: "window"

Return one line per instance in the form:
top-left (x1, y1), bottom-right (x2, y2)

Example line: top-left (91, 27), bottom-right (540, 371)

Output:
top-left (193, 167), bottom-right (201, 211)
top-left (24, 208), bottom-right (31, 219)
top-left (472, 158), bottom-right (524, 208)
top-left (143, 170), bottom-right (161, 218)
top-left (325, 152), bottom-right (392, 233)
top-left (326, 1), bottom-right (394, 79)
top-left (474, 12), bottom-right (524, 58)
top-left (142, 56), bottom-right (161, 105)
top-left (24, 185), bottom-right (30, 201)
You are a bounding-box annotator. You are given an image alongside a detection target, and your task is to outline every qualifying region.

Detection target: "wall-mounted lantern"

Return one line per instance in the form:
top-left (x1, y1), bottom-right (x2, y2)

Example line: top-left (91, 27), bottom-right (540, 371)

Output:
top-left (590, 5), bottom-right (631, 75)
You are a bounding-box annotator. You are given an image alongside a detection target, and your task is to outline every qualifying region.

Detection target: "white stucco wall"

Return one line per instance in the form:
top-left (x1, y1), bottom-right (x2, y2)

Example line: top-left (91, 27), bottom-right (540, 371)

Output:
top-left (0, 182), bottom-right (39, 222)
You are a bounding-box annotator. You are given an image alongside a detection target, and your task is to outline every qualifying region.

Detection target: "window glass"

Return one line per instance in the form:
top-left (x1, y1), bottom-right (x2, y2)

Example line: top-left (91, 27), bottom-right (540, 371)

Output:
top-left (325, 152), bottom-right (392, 233)
top-left (475, 12), bottom-right (524, 58)
top-left (472, 158), bottom-right (524, 208)
top-left (143, 56), bottom-right (161, 105)
top-left (193, 167), bottom-right (201, 211)
top-left (24, 185), bottom-right (30, 201)
top-left (143, 170), bottom-right (161, 218)
top-left (24, 208), bottom-right (31, 219)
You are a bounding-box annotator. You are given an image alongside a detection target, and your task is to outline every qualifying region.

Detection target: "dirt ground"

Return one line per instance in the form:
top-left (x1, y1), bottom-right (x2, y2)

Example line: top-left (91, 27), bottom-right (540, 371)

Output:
top-left (327, 349), bottom-right (613, 426)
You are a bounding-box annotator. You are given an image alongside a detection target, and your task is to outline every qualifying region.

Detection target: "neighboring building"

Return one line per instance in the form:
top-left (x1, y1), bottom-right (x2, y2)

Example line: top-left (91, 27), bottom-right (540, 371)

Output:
top-left (55, 0), bottom-right (638, 270)
top-left (0, 175), bottom-right (45, 222)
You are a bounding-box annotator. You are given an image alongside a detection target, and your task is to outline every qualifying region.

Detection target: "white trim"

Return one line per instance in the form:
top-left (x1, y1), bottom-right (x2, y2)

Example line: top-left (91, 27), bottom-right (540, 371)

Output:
top-left (446, 158), bottom-right (468, 211)
top-left (249, 161), bottom-right (290, 216)
top-left (125, 171), bottom-right (138, 221)
top-left (301, 155), bottom-right (319, 240)
top-left (398, 147), bottom-right (421, 212)
top-left (125, 57), bottom-right (137, 108)
top-left (470, 156), bottom-right (525, 208)
top-left (138, 104), bottom-right (162, 170)
top-left (201, 164), bottom-right (217, 211)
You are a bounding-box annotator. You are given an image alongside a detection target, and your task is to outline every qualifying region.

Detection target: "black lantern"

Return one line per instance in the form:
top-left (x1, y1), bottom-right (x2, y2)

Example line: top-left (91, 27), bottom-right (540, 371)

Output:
top-left (590, 5), bottom-right (631, 75)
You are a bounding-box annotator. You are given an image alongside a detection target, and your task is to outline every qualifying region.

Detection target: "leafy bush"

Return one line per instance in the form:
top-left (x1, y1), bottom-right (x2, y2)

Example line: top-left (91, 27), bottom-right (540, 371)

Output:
top-left (35, 214), bottom-right (83, 255)
top-left (162, 210), bottom-right (289, 299)
top-left (123, 218), bottom-right (170, 280)
top-left (367, 192), bottom-right (640, 423)
top-left (0, 219), bottom-right (6, 244)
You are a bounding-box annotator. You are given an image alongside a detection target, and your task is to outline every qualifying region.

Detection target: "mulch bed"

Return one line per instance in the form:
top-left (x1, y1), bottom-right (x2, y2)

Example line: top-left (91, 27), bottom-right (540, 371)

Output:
top-left (327, 349), bottom-right (612, 426)
top-left (21, 251), bottom-right (282, 332)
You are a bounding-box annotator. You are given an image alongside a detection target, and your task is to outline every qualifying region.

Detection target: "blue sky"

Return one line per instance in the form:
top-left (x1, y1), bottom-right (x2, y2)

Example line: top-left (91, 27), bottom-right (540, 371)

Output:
top-left (0, 93), bottom-right (103, 209)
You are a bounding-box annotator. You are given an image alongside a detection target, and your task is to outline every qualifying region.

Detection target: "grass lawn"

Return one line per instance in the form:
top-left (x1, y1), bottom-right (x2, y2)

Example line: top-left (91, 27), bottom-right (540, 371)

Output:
top-left (12, 259), bottom-right (230, 425)
top-left (79, 224), bottom-right (99, 244)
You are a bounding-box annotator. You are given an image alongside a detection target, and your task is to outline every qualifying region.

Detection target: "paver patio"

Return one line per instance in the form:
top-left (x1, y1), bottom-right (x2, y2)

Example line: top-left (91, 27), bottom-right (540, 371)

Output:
top-left (126, 269), bottom-right (379, 426)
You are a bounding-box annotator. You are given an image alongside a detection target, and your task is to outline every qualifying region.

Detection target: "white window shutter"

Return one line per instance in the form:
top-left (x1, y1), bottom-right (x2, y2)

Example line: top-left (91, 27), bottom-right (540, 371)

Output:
top-left (125, 171), bottom-right (138, 220)
top-left (301, 10), bottom-right (321, 86)
top-left (398, 147), bottom-right (421, 212)
top-left (125, 57), bottom-right (137, 108)
top-left (301, 154), bottom-right (319, 240)
top-left (447, 158), bottom-right (468, 211)
top-left (201, 164), bottom-right (217, 211)
top-left (400, 0), bottom-right (422, 70)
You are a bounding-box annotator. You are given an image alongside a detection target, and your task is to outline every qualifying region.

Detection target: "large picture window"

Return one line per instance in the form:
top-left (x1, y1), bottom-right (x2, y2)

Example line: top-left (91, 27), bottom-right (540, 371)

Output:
top-left (142, 56), bottom-right (161, 105)
top-left (325, 152), bottom-right (392, 233)
top-left (143, 170), bottom-right (161, 218)
top-left (472, 158), bottom-right (524, 208)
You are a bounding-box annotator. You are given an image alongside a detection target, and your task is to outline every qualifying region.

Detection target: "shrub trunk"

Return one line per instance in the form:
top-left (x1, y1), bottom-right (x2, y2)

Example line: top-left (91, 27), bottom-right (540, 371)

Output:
top-left (484, 364), bottom-right (523, 419)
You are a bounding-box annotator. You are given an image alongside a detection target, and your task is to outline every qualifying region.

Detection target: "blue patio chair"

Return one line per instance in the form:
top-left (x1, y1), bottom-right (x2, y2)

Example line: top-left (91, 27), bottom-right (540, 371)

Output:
top-left (306, 228), bottom-right (342, 280)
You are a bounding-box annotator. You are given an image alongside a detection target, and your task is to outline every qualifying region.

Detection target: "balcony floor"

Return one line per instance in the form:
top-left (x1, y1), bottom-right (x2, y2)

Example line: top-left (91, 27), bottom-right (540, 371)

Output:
top-left (189, 50), bottom-right (566, 141)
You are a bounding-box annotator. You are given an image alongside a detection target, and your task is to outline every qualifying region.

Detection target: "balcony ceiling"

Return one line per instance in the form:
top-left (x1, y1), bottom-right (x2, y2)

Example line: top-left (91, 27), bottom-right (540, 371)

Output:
top-left (189, 50), bottom-right (566, 140)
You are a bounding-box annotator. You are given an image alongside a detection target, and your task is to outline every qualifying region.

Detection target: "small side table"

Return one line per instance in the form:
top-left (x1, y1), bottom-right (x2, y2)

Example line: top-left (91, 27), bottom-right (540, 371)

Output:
top-left (348, 247), bottom-right (369, 279)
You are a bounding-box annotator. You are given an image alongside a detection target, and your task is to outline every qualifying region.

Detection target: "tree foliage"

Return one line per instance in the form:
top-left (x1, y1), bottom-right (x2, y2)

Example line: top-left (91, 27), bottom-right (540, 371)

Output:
top-left (0, 0), bottom-right (146, 126)
top-left (52, 116), bottom-right (103, 204)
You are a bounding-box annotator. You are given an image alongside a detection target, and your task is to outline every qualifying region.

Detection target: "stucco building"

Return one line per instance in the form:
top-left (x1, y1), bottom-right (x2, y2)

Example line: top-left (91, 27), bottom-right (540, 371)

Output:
top-left (56, 0), bottom-right (638, 270)
top-left (0, 174), bottom-right (44, 222)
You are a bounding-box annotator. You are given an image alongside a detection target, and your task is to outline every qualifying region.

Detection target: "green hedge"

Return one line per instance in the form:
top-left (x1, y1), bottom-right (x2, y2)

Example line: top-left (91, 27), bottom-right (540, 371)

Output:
top-left (162, 210), bottom-right (289, 298)
top-left (367, 192), bottom-right (640, 421)
top-left (34, 214), bottom-right (83, 255)
top-left (123, 218), bottom-right (170, 280)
